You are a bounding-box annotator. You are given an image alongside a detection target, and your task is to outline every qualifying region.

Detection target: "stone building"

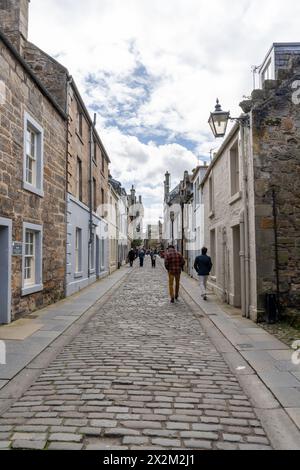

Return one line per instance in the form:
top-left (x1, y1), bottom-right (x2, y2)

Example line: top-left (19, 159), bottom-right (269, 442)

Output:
top-left (127, 185), bottom-right (144, 246)
top-left (202, 48), bottom-right (300, 323)
top-left (109, 177), bottom-right (129, 268)
top-left (0, 0), bottom-right (111, 297)
top-left (186, 165), bottom-right (207, 279)
top-left (0, 4), bottom-right (67, 322)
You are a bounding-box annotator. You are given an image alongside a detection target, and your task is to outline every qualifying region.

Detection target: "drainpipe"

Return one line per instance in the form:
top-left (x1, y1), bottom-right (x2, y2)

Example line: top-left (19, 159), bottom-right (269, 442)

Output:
top-left (240, 123), bottom-right (250, 319)
top-left (240, 211), bottom-right (246, 317)
top-left (65, 76), bottom-right (72, 298)
top-left (272, 187), bottom-right (281, 315)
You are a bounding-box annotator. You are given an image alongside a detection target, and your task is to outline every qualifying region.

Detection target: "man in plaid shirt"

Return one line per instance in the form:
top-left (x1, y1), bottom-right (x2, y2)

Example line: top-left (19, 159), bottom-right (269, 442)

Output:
top-left (164, 246), bottom-right (185, 303)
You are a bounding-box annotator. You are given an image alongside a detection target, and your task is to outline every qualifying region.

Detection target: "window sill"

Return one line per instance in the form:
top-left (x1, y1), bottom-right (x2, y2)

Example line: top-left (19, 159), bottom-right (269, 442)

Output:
top-left (74, 271), bottom-right (83, 279)
top-left (210, 276), bottom-right (217, 283)
top-left (22, 284), bottom-right (43, 296)
top-left (23, 182), bottom-right (44, 198)
top-left (229, 191), bottom-right (242, 206)
top-left (89, 269), bottom-right (96, 275)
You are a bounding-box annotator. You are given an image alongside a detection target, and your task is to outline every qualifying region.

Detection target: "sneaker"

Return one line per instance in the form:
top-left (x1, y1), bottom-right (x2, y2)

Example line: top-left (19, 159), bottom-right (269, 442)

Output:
top-left (175, 296), bottom-right (179, 301)
top-left (204, 295), bottom-right (207, 301)
top-left (171, 298), bottom-right (175, 304)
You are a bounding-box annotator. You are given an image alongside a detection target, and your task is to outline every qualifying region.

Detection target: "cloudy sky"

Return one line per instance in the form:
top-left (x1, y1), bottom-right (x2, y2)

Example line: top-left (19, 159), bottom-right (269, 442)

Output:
top-left (29, 0), bottom-right (300, 224)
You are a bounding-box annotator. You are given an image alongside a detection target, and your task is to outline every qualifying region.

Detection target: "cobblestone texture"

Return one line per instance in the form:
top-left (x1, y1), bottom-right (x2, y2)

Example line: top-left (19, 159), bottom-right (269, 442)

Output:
top-left (0, 260), bottom-right (272, 450)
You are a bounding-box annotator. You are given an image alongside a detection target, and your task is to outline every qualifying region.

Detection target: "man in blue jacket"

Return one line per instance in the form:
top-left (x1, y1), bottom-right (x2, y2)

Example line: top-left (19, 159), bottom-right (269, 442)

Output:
top-left (194, 247), bottom-right (213, 301)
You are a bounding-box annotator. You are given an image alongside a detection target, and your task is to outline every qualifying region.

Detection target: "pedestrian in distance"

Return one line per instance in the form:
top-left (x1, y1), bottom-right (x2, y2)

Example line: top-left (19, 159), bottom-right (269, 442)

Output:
top-left (164, 245), bottom-right (185, 303)
top-left (151, 251), bottom-right (157, 268)
top-left (139, 249), bottom-right (145, 267)
top-left (194, 247), bottom-right (213, 301)
top-left (128, 248), bottom-right (135, 267)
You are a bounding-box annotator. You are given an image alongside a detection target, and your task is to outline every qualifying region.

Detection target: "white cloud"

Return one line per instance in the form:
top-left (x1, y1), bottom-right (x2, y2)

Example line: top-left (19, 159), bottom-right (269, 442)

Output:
top-left (28, 0), bottom-right (300, 222)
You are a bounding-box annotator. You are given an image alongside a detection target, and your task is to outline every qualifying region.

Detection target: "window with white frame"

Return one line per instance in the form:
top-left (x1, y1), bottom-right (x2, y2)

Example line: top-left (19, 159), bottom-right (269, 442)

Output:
top-left (23, 113), bottom-right (44, 197)
top-left (100, 238), bottom-right (105, 271)
top-left (75, 228), bottom-right (82, 274)
top-left (230, 141), bottom-right (240, 197)
top-left (89, 231), bottom-right (95, 272)
top-left (24, 230), bottom-right (35, 286)
top-left (209, 175), bottom-right (214, 215)
top-left (22, 223), bottom-right (43, 296)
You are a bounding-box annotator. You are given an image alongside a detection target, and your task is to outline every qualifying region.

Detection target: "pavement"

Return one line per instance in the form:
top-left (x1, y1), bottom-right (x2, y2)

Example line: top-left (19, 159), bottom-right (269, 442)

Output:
top-left (0, 257), bottom-right (299, 450)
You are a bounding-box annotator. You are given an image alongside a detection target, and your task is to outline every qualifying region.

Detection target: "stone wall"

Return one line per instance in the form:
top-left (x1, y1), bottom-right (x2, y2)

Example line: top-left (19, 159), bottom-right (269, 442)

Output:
top-left (251, 58), bottom-right (300, 320)
top-left (0, 37), bottom-right (67, 320)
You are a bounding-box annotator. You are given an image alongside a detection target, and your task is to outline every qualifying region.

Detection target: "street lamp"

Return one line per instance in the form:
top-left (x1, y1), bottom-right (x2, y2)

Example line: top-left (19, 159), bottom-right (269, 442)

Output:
top-left (170, 211), bottom-right (175, 246)
top-left (208, 99), bottom-right (230, 138)
top-left (208, 99), bottom-right (250, 138)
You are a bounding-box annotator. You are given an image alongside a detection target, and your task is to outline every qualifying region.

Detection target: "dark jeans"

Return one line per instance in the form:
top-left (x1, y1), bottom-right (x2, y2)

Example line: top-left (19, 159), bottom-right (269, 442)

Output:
top-left (129, 260), bottom-right (134, 267)
top-left (152, 259), bottom-right (156, 268)
top-left (140, 258), bottom-right (144, 267)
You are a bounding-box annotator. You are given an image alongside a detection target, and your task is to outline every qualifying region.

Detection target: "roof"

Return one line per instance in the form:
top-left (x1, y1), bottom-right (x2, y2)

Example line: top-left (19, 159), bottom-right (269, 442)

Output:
top-left (0, 28), bottom-right (67, 120)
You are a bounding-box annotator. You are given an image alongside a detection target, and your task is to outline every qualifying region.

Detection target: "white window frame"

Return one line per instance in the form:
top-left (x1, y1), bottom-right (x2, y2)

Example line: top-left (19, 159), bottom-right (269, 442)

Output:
top-left (22, 223), bottom-right (43, 296)
top-left (100, 237), bottom-right (106, 272)
top-left (89, 230), bottom-right (96, 274)
top-left (75, 227), bottom-right (83, 276)
top-left (23, 112), bottom-right (44, 197)
top-left (229, 140), bottom-right (240, 198)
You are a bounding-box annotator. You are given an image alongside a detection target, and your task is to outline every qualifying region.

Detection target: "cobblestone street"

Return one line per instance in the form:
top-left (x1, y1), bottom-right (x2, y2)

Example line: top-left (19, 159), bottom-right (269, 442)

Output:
top-left (0, 259), bottom-right (272, 450)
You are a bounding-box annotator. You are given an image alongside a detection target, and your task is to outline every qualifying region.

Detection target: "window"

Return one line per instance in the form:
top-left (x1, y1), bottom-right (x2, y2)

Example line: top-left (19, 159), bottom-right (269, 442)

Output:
top-left (230, 142), bottom-right (240, 197)
top-left (101, 151), bottom-right (105, 173)
top-left (77, 104), bottom-right (83, 136)
top-left (93, 178), bottom-right (97, 212)
top-left (100, 238), bottom-right (105, 271)
top-left (210, 229), bottom-right (216, 277)
top-left (89, 231), bottom-right (95, 272)
top-left (22, 223), bottom-right (43, 296)
top-left (23, 113), bottom-right (44, 197)
top-left (209, 175), bottom-right (214, 216)
top-left (101, 188), bottom-right (104, 205)
top-left (24, 230), bottom-right (35, 286)
top-left (75, 228), bottom-right (82, 274)
top-left (93, 137), bottom-right (97, 164)
top-left (76, 157), bottom-right (82, 201)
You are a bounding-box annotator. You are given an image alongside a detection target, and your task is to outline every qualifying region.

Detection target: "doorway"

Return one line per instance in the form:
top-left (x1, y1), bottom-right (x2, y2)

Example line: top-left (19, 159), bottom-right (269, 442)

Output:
top-left (232, 224), bottom-right (241, 308)
top-left (0, 218), bottom-right (12, 324)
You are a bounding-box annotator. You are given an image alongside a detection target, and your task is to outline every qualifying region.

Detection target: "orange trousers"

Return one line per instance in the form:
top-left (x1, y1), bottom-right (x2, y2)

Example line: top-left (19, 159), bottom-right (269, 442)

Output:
top-left (168, 273), bottom-right (181, 299)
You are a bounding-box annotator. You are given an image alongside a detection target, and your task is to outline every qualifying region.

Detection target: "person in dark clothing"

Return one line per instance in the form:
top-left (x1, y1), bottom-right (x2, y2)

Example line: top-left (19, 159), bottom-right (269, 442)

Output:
top-left (194, 247), bottom-right (213, 301)
top-left (165, 246), bottom-right (185, 303)
top-left (150, 251), bottom-right (157, 268)
top-left (139, 249), bottom-right (145, 267)
top-left (128, 248), bottom-right (135, 267)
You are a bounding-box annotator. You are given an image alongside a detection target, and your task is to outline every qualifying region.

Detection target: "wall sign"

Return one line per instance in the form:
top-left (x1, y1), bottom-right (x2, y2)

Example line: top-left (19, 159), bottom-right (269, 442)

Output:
top-left (12, 242), bottom-right (23, 256)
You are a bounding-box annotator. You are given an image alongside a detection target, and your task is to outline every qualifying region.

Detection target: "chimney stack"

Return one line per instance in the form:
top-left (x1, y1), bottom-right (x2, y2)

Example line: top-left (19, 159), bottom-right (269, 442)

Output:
top-left (164, 172), bottom-right (170, 202)
top-left (0, 0), bottom-right (30, 54)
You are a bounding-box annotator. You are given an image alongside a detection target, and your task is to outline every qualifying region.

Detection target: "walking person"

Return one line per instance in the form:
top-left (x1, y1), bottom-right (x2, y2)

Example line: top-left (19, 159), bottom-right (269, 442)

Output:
top-left (194, 247), bottom-right (213, 301)
top-left (139, 249), bottom-right (145, 268)
top-left (128, 248), bottom-right (135, 267)
top-left (150, 251), bottom-right (157, 268)
top-left (164, 245), bottom-right (185, 303)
